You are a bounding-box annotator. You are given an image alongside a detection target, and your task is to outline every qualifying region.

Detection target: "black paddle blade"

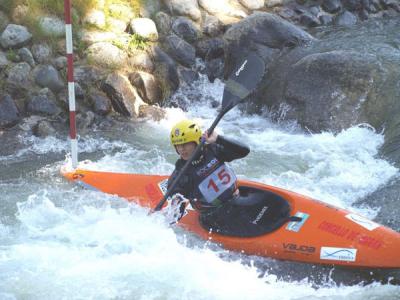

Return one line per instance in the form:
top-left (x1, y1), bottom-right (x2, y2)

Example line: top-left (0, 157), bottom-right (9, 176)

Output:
top-left (222, 52), bottom-right (265, 109)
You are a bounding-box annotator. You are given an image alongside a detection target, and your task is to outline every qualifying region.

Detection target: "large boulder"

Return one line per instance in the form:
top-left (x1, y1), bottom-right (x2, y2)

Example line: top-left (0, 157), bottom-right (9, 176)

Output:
top-left (101, 72), bottom-right (145, 117)
top-left (38, 16), bottom-right (65, 37)
top-left (88, 90), bottom-right (112, 116)
top-left (164, 0), bottom-right (202, 21)
top-left (128, 71), bottom-right (162, 105)
top-left (195, 37), bottom-right (225, 59)
top-left (202, 14), bottom-right (224, 37)
top-left (33, 64), bottom-right (64, 93)
top-left (199, 0), bottom-right (248, 19)
top-left (334, 10), bottom-right (358, 27)
top-left (74, 65), bottom-right (106, 89)
top-left (172, 16), bottom-right (201, 44)
top-left (150, 46), bottom-right (179, 97)
top-left (223, 12), bottom-right (314, 76)
top-left (138, 104), bottom-right (166, 121)
top-left (224, 12), bottom-right (314, 49)
top-left (130, 18), bottom-right (159, 42)
top-left (322, 0), bottom-right (342, 13)
top-left (250, 18), bottom-right (400, 166)
top-left (27, 88), bottom-right (62, 116)
top-left (18, 47), bottom-right (35, 67)
top-left (0, 24), bottom-right (32, 49)
top-left (86, 42), bottom-right (128, 69)
top-left (80, 30), bottom-right (117, 45)
top-left (6, 62), bottom-right (32, 97)
top-left (154, 11), bottom-right (172, 36)
top-left (279, 50), bottom-right (380, 131)
top-left (239, 0), bottom-right (265, 10)
top-left (84, 10), bottom-right (107, 28)
top-left (0, 94), bottom-right (20, 128)
top-left (355, 176), bottom-right (400, 231)
top-left (164, 34), bottom-right (196, 67)
top-left (31, 43), bottom-right (52, 64)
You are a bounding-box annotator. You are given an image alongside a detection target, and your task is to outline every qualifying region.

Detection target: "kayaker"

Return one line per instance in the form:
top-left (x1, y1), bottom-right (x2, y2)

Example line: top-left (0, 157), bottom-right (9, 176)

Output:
top-left (167, 119), bottom-right (250, 235)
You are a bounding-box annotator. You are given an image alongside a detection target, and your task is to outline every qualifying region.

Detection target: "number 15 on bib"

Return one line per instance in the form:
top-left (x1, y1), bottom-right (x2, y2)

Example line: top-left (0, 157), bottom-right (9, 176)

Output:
top-left (198, 164), bottom-right (236, 203)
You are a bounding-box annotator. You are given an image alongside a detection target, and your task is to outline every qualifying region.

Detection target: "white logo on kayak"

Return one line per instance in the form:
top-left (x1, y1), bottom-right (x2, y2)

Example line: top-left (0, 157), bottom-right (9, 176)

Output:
top-left (251, 206), bottom-right (268, 225)
top-left (320, 247), bottom-right (357, 262)
top-left (158, 179), bottom-right (169, 195)
top-left (235, 60), bottom-right (247, 76)
top-left (345, 213), bottom-right (380, 231)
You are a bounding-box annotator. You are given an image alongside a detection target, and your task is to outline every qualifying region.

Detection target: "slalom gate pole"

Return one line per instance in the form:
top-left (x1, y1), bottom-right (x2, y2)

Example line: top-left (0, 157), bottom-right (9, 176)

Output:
top-left (64, 0), bottom-right (78, 168)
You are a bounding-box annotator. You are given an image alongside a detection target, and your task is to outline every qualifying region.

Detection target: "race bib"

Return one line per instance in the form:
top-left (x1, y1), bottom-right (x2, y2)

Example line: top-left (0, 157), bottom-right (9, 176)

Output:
top-left (198, 164), bottom-right (236, 203)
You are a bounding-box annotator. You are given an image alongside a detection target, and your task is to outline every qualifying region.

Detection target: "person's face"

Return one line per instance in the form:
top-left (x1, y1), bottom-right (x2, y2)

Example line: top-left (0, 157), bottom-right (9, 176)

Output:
top-left (175, 142), bottom-right (197, 160)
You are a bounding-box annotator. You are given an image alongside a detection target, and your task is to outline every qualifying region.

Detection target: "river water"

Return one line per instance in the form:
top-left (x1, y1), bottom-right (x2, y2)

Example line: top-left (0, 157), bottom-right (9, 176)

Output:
top-left (1, 74), bottom-right (399, 299)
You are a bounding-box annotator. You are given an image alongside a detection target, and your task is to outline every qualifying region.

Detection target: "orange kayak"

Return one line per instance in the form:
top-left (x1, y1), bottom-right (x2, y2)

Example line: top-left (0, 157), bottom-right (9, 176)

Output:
top-left (62, 167), bottom-right (400, 269)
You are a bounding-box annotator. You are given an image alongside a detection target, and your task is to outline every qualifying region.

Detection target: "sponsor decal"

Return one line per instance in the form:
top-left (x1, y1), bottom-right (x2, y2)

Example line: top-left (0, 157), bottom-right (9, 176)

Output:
top-left (251, 206), bottom-right (268, 225)
top-left (346, 231), bottom-right (383, 249)
top-left (235, 59), bottom-right (248, 76)
top-left (283, 243), bottom-right (316, 255)
top-left (286, 212), bottom-right (309, 232)
top-left (320, 247), bottom-right (357, 262)
top-left (196, 158), bottom-right (219, 177)
top-left (319, 221), bottom-right (350, 237)
top-left (345, 213), bottom-right (380, 231)
top-left (318, 221), bottom-right (383, 249)
top-left (174, 128), bottom-right (180, 136)
top-left (158, 179), bottom-right (169, 195)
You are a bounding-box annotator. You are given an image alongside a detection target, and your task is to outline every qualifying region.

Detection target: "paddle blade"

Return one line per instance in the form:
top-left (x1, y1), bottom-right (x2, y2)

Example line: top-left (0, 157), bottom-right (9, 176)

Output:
top-left (222, 52), bottom-right (265, 109)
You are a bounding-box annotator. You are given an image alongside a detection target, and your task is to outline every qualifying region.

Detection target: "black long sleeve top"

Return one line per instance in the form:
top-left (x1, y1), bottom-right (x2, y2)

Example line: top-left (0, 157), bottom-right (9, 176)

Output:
top-left (167, 135), bottom-right (250, 209)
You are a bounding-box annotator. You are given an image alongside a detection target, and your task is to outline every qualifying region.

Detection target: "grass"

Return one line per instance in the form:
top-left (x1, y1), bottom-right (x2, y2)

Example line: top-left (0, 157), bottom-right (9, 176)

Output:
top-left (1, 0), bottom-right (151, 65)
top-left (128, 33), bottom-right (147, 51)
top-left (1, 0), bottom-right (147, 37)
top-left (0, 0), bottom-right (98, 44)
top-left (6, 49), bottom-right (18, 62)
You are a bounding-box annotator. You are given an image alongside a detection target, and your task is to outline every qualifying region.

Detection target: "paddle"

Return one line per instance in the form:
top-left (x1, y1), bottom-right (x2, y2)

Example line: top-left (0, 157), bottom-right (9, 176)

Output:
top-left (153, 52), bottom-right (265, 212)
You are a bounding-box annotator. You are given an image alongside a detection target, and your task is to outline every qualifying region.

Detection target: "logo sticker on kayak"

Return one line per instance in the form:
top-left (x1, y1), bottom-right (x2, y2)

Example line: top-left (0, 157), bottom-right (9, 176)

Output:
top-left (286, 212), bottom-right (309, 232)
top-left (320, 247), bottom-right (357, 262)
top-left (345, 213), bottom-right (380, 231)
top-left (158, 179), bottom-right (168, 195)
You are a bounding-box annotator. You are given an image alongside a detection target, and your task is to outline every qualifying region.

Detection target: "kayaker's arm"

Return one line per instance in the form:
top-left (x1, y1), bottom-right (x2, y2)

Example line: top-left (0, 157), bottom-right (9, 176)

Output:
top-left (213, 135), bottom-right (250, 162)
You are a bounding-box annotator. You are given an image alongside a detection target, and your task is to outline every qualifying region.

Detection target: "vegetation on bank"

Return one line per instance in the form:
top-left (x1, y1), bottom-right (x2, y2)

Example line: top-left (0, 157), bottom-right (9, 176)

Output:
top-left (0, 0), bottom-right (148, 48)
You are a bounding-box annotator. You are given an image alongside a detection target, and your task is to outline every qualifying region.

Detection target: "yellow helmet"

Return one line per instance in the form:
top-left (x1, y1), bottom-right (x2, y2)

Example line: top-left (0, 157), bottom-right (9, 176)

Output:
top-left (170, 119), bottom-right (202, 146)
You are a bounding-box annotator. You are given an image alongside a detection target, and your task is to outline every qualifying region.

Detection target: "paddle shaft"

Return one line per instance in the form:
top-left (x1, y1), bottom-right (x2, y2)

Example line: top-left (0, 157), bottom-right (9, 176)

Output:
top-left (153, 104), bottom-right (232, 212)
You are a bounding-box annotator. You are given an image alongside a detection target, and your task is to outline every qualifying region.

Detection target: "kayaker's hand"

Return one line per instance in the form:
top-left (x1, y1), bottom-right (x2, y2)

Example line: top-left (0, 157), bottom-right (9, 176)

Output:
top-left (203, 130), bottom-right (218, 144)
top-left (171, 193), bottom-right (186, 205)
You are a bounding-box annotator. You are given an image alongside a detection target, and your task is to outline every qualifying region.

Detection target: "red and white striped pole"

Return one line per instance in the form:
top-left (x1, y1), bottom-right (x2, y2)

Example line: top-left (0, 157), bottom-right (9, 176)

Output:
top-left (64, 0), bottom-right (78, 168)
